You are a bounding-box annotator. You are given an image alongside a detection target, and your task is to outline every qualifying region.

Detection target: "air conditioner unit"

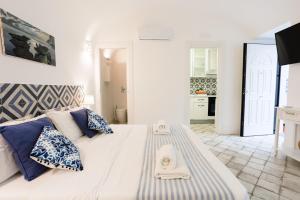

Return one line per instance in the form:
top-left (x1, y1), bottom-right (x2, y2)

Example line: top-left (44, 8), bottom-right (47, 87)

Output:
top-left (138, 25), bottom-right (174, 40)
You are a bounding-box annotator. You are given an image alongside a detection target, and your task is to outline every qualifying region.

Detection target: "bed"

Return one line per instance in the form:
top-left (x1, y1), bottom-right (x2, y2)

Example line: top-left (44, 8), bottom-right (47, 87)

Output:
top-left (0, 124), bottom-right (249, 200)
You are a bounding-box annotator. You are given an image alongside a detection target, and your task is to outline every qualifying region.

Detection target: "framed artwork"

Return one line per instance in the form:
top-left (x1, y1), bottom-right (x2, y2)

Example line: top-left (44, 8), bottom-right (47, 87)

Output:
top-left (0, 8), bottom-right (56, 66)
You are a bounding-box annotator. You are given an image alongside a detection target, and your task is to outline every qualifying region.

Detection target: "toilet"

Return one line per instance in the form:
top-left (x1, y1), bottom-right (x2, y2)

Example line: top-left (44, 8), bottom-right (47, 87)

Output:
top-left (116, 108), bottom-right (127, 123)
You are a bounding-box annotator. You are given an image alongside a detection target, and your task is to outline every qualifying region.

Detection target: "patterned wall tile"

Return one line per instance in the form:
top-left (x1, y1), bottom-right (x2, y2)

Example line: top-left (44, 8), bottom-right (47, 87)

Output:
top-left (190, 77), bottom-right (217, 95)
top-left (72, 86), bottom-right (84, 106)
top-left (1, 84), bottom-right (22, 105)
top-left (0, 84), bottom-right (3, 122)
top-left (0, 106), bottom-right (3, 123)
top-left (51, 85), bottom-right (65, 97)
top-left (1, 84), bottom-right (37, 121)
top-left (38, 85), bottom-right (59, 110)
top-left (60, 86), bottom-right (73, 106)
top-left (0, 83), bottom-right (84, 122)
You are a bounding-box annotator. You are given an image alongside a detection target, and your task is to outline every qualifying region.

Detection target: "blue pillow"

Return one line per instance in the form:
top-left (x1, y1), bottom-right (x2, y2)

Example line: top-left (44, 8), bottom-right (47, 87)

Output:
top-left (87, 110), bottom-right (113, 134)
top-left (0, 117), bottom-right (53, 181)
top-left (70, 109), bottom-right (97, 138)
top-left (30, 126), bottom-right (83, 171)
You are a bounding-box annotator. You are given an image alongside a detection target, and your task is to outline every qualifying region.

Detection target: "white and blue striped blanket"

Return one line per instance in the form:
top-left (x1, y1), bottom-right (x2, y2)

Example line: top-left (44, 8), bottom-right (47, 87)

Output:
top-left (137, 125), bottom-right (236, 200)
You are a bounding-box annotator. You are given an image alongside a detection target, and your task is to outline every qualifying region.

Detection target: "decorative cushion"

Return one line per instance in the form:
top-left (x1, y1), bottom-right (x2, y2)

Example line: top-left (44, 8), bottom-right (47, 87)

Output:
top-left (0, 117), bottom-right (53, 181)
top-left (0, 115), bottom-right (36, 183)
top-left (30, 126), bottom-right (83, 171)
top-left (46, 110), bottom-right (83, 141)
top-left (87, 110), bottom-right (113, 134)
top-left (70, 109), bottom-right (97, 138)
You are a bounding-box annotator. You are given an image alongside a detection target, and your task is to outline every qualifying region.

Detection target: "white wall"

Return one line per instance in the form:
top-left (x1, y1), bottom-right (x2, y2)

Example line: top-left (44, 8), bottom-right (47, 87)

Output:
top-left (279, 66), bottom-right (289, 107)
top-left (285, 64), bottom-right (300, 149)
top-left (91, 0), bottom-right (300, 134)
top-left (287, 64), bottom-right (300, 107)
top-left (94, 16), bottom-right (249, 133)
top-left (1, 0), bottom-right (300, 134)
top-left (0, 0), bottom-right (95, 95)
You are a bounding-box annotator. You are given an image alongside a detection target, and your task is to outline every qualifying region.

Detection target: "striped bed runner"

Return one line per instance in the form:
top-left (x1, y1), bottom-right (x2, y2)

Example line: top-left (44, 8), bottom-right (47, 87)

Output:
top-left (137, 125), bottom-right (235, 200)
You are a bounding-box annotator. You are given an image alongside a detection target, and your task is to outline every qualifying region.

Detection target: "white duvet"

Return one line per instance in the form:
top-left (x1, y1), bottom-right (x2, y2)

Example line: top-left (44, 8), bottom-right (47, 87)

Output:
top-left (0, 125), bottom-right (248, 200)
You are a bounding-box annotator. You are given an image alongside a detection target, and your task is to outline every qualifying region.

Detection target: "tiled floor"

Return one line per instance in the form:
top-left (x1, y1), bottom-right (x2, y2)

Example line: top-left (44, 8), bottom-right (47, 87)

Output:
top-left (191, 124), bottom-right (300, 200)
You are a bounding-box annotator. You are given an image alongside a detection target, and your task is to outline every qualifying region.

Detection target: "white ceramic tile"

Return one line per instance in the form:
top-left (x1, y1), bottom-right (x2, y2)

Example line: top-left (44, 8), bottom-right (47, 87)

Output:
top-left (265, 162), bottom-right (285, 172)
top-left (260, 173), bottom-right (282, 185)
top-left (251, 196), bottom-right (264, 200)
top-left (239, 173), bottom-right (259, 185)
top-left (257, 179), bottom-right (280, 194)
top-left (263, 166), bottom-right (284, 178)
top-left (282, 173), bottom-right (300, 193)
top-left (247, 162), bottom-right (265, 171)
top-left (280, 187), bottom-right (300, 200)
top-left (232, 157), bottom-right (248, 165)
top-left (227, 161), bottom-right (245, 171)
top-left (253, 186), bottom-right (279, 200)
top-left (242, 167), bottom-right (262, 178)
top-left (250, 157), bottom-right (266, 165)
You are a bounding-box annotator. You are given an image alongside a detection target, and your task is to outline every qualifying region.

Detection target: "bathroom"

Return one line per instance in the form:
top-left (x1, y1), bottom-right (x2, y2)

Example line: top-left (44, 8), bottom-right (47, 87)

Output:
top-left (100, 48), bottom-right (128, 124)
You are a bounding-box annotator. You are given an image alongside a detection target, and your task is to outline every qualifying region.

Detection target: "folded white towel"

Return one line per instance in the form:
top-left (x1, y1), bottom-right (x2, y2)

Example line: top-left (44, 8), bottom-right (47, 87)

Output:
top-left (156, 144), bottom-right (177, 170)
top-left (153, 120), bottom-right (171, 134)
top-left (155, 148), bottom-right (191, 180)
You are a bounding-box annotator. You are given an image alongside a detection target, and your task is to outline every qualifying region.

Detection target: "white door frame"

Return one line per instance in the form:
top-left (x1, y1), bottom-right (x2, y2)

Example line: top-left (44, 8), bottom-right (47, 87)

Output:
top-left (186, 41), bottom-right (224, 132)
top-left (94, 41), bottom-right (134, 123)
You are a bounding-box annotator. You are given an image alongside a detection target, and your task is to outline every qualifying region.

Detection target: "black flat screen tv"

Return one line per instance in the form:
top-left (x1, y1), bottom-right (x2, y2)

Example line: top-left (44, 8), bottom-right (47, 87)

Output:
top-left (275, 23), bottom-right (300, 66)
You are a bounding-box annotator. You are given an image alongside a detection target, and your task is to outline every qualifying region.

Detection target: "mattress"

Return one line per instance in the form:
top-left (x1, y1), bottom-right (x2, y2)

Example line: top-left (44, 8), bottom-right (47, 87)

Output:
top-left (0, 125), bottom-right (249, 200)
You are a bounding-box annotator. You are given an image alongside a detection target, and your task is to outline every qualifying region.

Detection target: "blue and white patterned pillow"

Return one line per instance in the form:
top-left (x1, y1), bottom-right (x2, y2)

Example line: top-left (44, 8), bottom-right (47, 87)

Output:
top-left (30, 126), bottom-right (83, 171)
top-left (87, 110), bottom-right (113, 134)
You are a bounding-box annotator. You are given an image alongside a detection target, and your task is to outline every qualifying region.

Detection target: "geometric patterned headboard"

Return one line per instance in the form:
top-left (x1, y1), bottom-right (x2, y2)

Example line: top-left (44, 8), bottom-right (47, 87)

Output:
top-left (0, 83), bottom-right (84, 123)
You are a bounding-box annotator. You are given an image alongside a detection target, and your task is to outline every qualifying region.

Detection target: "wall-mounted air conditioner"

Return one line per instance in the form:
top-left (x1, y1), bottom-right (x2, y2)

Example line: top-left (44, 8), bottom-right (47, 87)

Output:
top-left (138, 25), bottom-right (174, 40)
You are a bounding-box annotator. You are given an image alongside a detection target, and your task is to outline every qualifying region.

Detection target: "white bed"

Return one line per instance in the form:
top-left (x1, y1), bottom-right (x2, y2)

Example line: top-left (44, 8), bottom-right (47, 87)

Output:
top-left (0, 125), bottom-right (248, 200)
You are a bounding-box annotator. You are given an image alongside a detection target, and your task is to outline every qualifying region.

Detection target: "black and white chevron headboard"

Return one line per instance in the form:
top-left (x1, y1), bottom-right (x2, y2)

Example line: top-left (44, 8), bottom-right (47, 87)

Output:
top-left (0, 83), bottom-right (84, 123)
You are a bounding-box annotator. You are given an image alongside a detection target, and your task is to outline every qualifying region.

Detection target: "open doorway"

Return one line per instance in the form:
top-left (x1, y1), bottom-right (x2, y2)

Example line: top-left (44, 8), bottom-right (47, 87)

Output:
top-left (99, 48), bottom-right (128, 124)
top-left (189, 46), bottom-right (218, 133)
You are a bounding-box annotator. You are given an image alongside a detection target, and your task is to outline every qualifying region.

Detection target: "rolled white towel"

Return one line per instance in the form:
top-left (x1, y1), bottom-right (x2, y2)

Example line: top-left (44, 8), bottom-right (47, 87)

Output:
top-left (153, 120), bottom-right (171, 134)
top-left (155, 149), bottom-right (191, 180)
top-left (157, 144), bottom-right (177, 170)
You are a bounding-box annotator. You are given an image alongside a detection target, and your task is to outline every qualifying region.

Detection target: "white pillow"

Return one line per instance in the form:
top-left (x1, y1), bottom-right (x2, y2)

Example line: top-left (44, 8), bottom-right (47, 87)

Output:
top-left (46, 111), bottom-right (83, 141)
top-left (0, 134), bottom-right (19, 184)
top-left (0, 114), bottom-right (46, 183)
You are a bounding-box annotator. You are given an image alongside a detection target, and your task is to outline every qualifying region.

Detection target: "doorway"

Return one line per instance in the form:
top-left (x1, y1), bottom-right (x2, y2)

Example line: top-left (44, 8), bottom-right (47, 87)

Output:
top-left (189, 46), bottom-right (218, 133)
top-left (94, 42), bottom-right (133, 124)
top-left (240, 43), bottom-right (279, 136)
top-left (99, 48), bottom-right (128, 124)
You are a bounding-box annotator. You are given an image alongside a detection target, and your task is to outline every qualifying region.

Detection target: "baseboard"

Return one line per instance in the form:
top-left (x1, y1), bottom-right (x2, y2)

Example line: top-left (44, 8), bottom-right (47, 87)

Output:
top-left (190, 119), bottom-right (215, 124)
